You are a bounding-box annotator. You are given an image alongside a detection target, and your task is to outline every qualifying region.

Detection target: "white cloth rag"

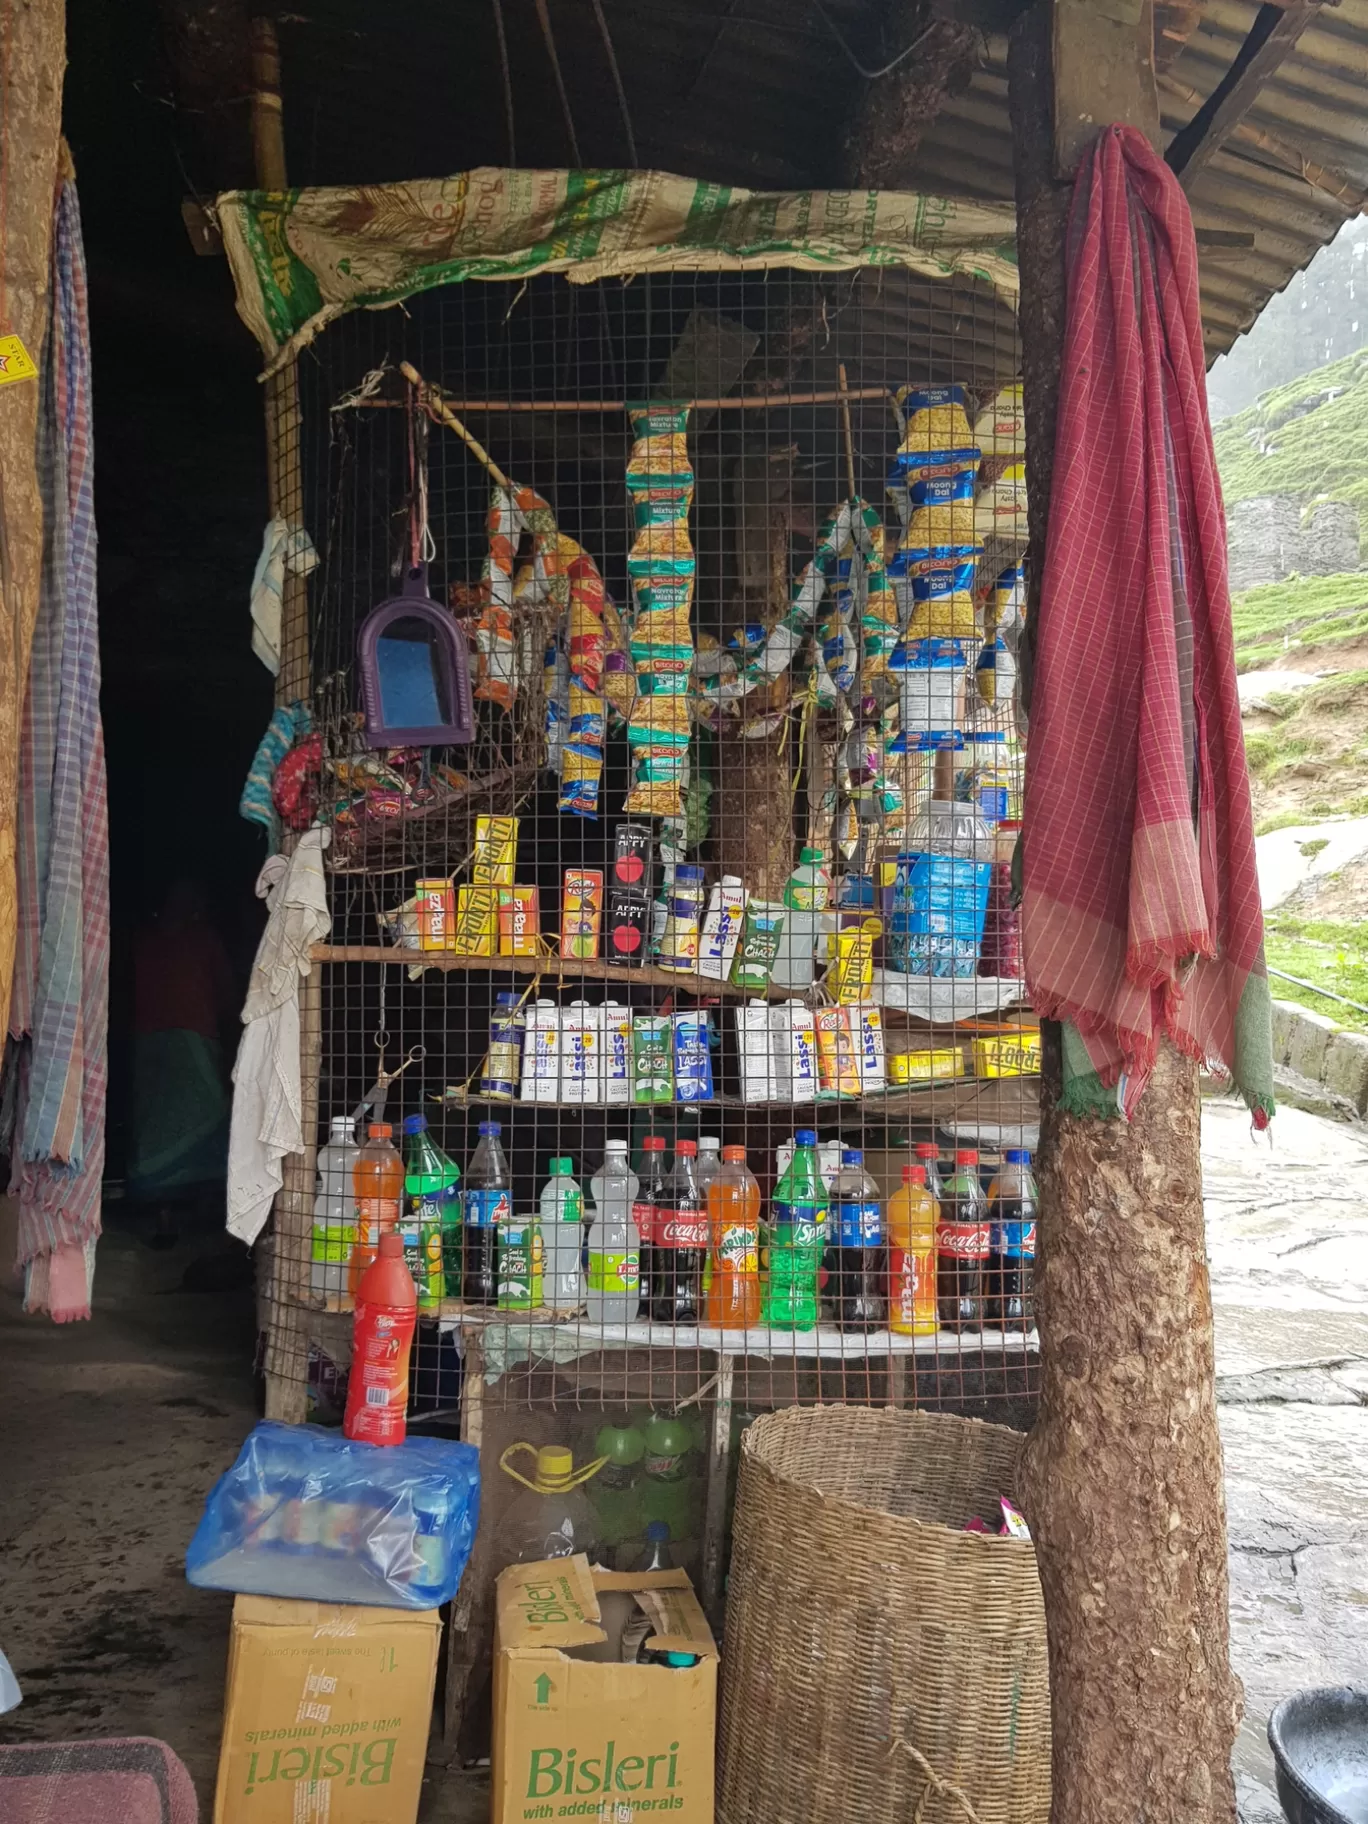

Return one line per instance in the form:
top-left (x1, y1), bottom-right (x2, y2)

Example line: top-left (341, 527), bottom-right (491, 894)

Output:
top-left (227, 826), bottom-right (330, 1246)
top-left (250, 517), bottom-right (318, 675)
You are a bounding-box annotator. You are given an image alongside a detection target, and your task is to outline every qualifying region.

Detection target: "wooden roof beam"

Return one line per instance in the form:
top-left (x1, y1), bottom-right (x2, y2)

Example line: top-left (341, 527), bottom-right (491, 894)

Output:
top-left (1165, 0), bottom-right (1336, 191)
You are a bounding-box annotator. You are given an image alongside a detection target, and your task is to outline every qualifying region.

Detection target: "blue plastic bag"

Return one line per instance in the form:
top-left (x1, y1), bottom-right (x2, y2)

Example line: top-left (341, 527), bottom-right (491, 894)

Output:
top-left (186, 1422), bottom-right (480, 1610)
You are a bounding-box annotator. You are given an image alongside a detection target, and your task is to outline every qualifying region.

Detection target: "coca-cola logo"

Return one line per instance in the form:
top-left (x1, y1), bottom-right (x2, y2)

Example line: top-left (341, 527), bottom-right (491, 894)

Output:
top-left (659, 1217), bottom-right (708, 1247)
top-left (938, 1222), bottom-right (990, 1258)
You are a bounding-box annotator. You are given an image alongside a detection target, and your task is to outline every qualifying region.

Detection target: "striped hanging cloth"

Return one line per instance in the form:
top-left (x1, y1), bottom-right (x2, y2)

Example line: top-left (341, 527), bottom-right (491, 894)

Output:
top-left (1021, 126), bottom-right (1273, 1123)
top-left (4, 176), bottom-right (110, 1320)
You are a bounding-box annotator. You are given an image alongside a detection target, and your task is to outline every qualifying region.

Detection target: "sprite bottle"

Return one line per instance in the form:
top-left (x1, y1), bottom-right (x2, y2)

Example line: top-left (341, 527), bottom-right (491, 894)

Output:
top-left (763, 1129), bottom-right (825, 1331)
top-left (402, 1114), bottom-right (459, 1312)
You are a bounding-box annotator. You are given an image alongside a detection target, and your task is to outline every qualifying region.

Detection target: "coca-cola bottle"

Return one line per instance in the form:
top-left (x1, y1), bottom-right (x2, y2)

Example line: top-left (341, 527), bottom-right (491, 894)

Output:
top-left (634, 1135), bottom-right (669, 1319)
top-left (936, 1148), bottom-right (988, 1331)
top-left (649, 1139), bottom-right (705, 1325)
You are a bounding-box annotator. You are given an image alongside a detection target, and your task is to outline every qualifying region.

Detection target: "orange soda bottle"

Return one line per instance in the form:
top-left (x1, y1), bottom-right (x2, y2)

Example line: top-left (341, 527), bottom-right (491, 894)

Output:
top-left (347, 1121), bottom-right (404, 1298)
top-left (887, 1163), bottom-right (939, 1335)
top-left (343, 1230), bottom-right (418, 1445)
top-left (704, 1146), bottom-right (761, 1329)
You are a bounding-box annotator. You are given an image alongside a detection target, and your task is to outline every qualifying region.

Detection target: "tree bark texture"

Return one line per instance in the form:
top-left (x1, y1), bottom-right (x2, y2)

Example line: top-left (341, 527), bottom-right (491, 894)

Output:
top-left (0, 0), bottom-right (66, 1046)
top-left (1009, 7), bottom-right (1240, 1815)
top-left (1019, 1041), bottom-right (1240, 1822)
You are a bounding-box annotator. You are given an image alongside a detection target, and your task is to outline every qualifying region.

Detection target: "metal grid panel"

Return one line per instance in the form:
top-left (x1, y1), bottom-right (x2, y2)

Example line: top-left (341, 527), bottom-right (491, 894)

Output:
top-left (263, 259), bottom-right (1039, 1583)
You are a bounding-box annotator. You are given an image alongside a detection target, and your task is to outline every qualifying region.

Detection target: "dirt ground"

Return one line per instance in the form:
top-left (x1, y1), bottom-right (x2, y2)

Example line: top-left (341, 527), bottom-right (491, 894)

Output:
top-left (1, 1116), bottom-right (1365, 1823)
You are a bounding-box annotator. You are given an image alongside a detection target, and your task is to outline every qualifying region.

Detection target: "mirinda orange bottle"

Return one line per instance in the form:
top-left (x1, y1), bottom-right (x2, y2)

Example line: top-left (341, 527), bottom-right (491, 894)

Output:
top-left (347, 1122), bottom-right (404, 1298)
top-left (704, 1146), bottom-right (761, 1329)
top-left (887, 1163), bottom-right (939, 1336)
top-left (343, 1231), bottom-right (418, 1445)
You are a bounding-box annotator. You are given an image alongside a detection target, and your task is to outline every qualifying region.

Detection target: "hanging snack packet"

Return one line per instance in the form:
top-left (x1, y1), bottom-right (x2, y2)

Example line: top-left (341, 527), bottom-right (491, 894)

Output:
top-left (972, 384), bottom-right (1026, 458)
top-left (905, 471), bottom-right (978, 548)
top-left (895, 385), bottom-right (975, 458)
top-left (560, 743), bottom-right (603, 818)
top-left (901, 553), bottom-right (981, 641)
top-left (974, 461), bottom-right (1028, 544)
top-left (628, 490), bottom-right (696, 576)
top-left (566, 554), bottom-right (607, 694)
top-left (626, 405), bottom-right (693, 490)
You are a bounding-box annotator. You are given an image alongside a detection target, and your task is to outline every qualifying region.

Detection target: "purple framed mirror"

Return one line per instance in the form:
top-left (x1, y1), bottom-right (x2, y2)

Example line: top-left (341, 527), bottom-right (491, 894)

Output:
top-left (357, 564), bottom-right (475, 748)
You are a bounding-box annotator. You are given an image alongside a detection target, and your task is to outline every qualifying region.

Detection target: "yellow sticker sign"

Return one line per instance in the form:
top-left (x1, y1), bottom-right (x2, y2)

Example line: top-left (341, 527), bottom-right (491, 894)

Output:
top-left (0, 335), bottom-right (37, 387)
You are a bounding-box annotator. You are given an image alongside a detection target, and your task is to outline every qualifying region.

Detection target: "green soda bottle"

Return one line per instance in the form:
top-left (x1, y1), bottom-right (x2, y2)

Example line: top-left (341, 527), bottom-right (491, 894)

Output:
top-left (402, 1114), bottom-right (460, 1312)
top-left (763, 1128), bottom-right (825, 1331)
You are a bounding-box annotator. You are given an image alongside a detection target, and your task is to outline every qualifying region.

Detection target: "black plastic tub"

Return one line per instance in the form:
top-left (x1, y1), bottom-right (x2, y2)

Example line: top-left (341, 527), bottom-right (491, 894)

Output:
top-left (1268, 1688), bottom-right (1368, 1824)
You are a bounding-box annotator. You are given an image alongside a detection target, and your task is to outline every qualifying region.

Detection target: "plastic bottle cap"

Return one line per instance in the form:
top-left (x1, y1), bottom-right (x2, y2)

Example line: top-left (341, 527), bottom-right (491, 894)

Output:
top-left (369, 1122), bottom-right (393, 1139)
top-left (662, 1653), bottom-right (698, 1667)
top-left (954, 1149), bottom-right (979, 1165)
top-left (550, 1157), bottom-right (574, 1176)
top-left (916, 1143), bottom-right (940, 1160)
top-left (1004, 1148), bottom-right (1032, 1164)
top-left (536, 1445), bottom-right (575, 1488)
top-left (902, 1165), bottom-right (927, 1186)
top-left (403, 1114), bottom-right (426, 1136)
top-left (842, 1149), bottom-right (863, 1166)
top-left (605, 1140), bottom-right (628, 1155)
top-left (377, 1232), bottom-right (404, 1259)
top-left (643, 1135), bottom-right (667, 1152)
top-left (722, 1146), bottom-right (746, 1164)
top-left (646, 1520), bottom-right (670, 1541)
top-left (677, 1140), bottom-right (697, 1156)
top-left (479, 1121), bottom-right (502, 1137)
top-left (795, 1129), bottom-right (818, 1147)
top-left (798, 847), bottom-right (824, 865)
top-left (699, 1137), bottom-right (721, 1152)
top-left (495, 991), bottom-right (520, 1006)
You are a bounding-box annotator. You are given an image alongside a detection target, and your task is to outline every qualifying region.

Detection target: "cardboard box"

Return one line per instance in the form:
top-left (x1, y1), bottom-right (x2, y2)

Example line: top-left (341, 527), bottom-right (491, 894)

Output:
top-left (492, 1555), bottom-right (718, 1824)
top-left (214, 1594), bottom-right (441, 1824)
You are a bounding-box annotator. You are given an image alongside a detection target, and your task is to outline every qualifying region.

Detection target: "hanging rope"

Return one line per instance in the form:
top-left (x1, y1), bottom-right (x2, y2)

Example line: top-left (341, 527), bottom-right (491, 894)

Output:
top-left (590, 0), bottom-right (638, 167)
top-left (490, 0), bottom-right (517, 166)
top-left (534, 0), bottom-right (583, 166)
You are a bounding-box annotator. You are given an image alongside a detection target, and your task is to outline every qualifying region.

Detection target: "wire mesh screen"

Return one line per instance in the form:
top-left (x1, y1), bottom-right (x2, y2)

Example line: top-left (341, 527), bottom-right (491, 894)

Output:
top-left (260, 259), bottom-right (1039, 1586)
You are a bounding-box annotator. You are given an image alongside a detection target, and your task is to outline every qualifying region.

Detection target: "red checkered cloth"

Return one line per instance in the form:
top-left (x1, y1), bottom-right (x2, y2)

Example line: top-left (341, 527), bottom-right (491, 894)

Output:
top-left (1021, 125), bottom-right (1273, 1124)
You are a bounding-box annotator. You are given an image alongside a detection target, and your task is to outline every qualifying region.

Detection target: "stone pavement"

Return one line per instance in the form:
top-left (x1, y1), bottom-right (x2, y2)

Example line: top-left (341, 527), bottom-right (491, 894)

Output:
top-left (1205, 1098), bottom-right (1368, 1821)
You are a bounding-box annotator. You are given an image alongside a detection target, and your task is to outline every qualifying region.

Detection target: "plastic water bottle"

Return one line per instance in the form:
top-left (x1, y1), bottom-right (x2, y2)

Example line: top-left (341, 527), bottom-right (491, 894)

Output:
top-left (773, 847), bottom-right (833, 989)
top-left (828, 1147), bottom-right (886, 1332)
top-left (311, 1114), bottom-right (358, 1303)
top-left (540, 1156), bottom-right (585, 1314)
top-left (463, 1121), bottom-right (512, 1306)
top-left (587, 1140), bottom-right (641, 1324)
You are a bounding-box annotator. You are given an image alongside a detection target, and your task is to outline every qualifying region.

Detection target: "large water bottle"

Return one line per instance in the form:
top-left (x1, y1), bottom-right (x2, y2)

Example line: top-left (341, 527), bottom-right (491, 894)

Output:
top-left (587, 1140), bottom-right (641, 1325)
top-left (311, 1114), bottom-right (359, 1302)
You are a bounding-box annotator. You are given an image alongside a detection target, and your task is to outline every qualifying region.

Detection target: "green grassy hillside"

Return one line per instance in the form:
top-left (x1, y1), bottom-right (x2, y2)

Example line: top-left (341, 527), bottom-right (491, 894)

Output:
top-left (1215, 345), bottom-right (1368, 540)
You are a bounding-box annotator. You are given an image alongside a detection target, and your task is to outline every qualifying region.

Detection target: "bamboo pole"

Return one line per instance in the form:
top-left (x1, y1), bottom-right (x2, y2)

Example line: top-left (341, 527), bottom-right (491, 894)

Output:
top-left (253, 14), bottom-right (315, 1423)
top-left (350, 383), bottom-right (897, 415)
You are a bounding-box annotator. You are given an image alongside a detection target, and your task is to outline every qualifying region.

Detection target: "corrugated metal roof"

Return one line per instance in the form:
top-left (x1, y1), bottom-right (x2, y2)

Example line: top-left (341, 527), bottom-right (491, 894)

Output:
top-left (268, 0), bottom-right (1368, 360)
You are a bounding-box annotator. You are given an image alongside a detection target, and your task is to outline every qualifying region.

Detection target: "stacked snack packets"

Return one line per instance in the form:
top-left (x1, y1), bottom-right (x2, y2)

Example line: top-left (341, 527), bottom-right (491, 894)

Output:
top-left (887, 386), bottom-right (983, 643)
top-left (477, 482), bottom-right (567, 710)
top-left (624, 405), bottom-right (695, 819)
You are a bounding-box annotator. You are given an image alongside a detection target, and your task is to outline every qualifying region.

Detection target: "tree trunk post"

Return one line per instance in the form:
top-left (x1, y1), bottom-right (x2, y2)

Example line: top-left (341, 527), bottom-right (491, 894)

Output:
top-left (0, 0), bottom-right (65, 1046)
top-left (1008, 6), bottom-right (1241, 1820)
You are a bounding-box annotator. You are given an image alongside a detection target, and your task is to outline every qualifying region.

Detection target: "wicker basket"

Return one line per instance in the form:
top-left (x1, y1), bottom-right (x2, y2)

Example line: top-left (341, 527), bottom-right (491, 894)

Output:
top-left (717, 1404), bottom-right (1050, 1824)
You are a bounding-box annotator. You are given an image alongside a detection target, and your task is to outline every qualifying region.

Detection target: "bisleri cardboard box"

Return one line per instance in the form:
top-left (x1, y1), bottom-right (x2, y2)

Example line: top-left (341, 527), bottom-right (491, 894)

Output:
top-left (492, 1554), bottom-right (719, 1824)
top-left (213, 1594), bottom-right (442, 1824)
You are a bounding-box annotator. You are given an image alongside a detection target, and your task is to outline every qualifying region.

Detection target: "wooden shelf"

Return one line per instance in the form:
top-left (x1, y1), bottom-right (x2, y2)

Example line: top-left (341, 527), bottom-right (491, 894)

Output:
top-left (433, 1307), bottom-right (1039, 1358)
top-left (434, 1075), bottom-right (1040, 1123)
top-left (311, 943), bottom-right (792, 1002)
